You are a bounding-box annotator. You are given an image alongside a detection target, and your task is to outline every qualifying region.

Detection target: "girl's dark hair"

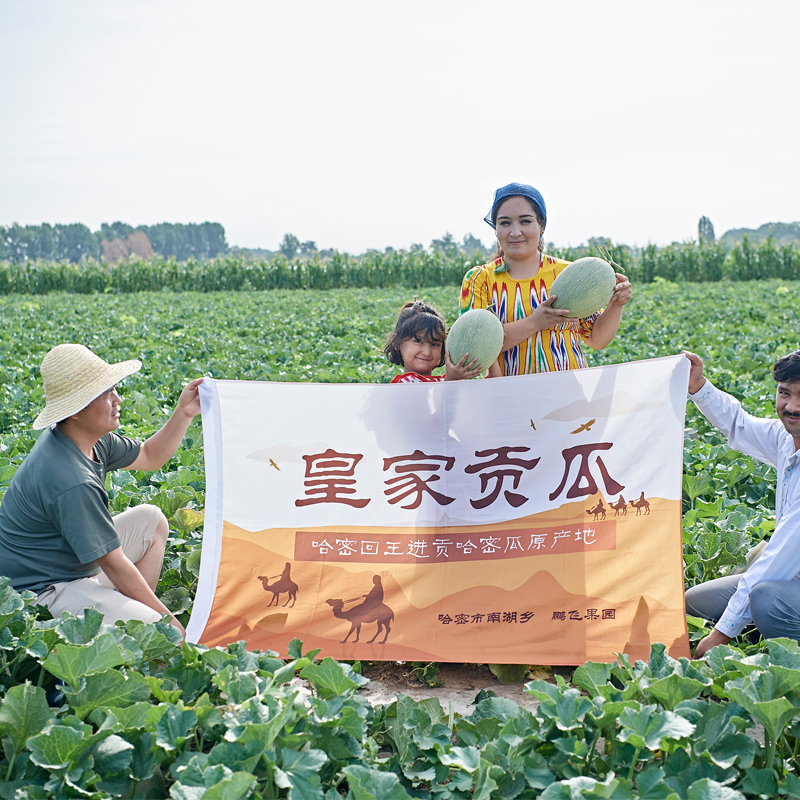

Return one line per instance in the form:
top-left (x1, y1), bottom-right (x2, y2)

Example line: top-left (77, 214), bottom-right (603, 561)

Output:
top-left (773, 350), bottom-right (800, 383)
top-left (491, 195), bottom-right (546, 259)
top-left (383, 299), bottom-right (447, 369)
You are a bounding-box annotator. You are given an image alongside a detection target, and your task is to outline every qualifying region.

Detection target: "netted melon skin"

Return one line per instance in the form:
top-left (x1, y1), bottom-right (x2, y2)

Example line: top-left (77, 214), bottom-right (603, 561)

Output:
top-left (550, 257), bottom-right (616, 318)
top-left (448, 309), bottom-right (504, 370)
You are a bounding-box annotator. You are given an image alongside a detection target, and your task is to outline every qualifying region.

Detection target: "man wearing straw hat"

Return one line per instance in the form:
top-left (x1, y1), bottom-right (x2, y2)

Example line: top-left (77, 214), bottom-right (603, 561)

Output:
top-left (0, 343), bottom-right (203, 638)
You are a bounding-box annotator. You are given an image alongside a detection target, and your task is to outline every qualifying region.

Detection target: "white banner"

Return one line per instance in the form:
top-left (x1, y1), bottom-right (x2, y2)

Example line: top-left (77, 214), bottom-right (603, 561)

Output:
top-left (187, 355), bottom-right (690, 664)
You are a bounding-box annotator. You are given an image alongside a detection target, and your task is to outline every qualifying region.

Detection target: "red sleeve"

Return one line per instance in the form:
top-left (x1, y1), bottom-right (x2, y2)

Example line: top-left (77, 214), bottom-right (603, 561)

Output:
top-left (391, 373), bottom-right (443, 384)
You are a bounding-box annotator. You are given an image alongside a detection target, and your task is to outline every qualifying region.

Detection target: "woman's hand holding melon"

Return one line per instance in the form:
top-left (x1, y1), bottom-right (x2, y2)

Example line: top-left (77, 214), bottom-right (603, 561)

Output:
top-left (585, 273), bottom-right (632, 350)
top-left (497, 295), bottom-right (571, 352)
top-left (606, 273), bottom-right (632, 307)
top-left (528, 294), bottom-right (572, 332)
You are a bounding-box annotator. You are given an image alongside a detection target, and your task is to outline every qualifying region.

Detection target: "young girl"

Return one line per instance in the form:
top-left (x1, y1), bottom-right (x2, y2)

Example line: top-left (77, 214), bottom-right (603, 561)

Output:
top-left (383, 299), bottom-right (484, 384)
top-left (460, 182), bottom-right (632, 376)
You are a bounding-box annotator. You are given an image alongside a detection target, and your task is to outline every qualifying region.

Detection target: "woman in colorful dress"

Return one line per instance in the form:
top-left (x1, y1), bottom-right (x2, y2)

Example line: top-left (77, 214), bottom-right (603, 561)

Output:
top-left (460, 183), bottom-right (632, 376)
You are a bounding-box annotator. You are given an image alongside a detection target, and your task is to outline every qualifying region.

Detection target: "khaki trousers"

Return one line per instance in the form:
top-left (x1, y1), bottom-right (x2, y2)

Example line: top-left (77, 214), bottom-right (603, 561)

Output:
top-left (36, 504), bottom-right (165, 625)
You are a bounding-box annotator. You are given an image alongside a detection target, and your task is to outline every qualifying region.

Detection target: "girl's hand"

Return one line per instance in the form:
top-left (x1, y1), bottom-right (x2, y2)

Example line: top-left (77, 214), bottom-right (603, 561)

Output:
top-left (444, 351), bottom-right (485, 381)
top-left (607, 273), bottom-right (632, 307)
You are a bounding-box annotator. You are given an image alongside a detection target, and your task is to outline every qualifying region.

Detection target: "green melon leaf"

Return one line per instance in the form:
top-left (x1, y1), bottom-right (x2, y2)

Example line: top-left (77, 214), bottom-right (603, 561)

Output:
top-left (0, 683), bottom-right (54, 752)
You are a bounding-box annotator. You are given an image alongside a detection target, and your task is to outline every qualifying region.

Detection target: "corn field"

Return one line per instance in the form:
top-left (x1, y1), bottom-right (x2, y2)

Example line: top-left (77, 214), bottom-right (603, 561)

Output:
top-left (0, 237), bottom-right (798, 294)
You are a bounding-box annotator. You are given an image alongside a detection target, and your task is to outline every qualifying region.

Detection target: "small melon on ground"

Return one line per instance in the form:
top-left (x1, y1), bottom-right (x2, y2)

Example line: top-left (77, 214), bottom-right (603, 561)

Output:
top-left (549, 257), bottom-right (616, 318)
top-left (447, 309), bottom-right (504, 371)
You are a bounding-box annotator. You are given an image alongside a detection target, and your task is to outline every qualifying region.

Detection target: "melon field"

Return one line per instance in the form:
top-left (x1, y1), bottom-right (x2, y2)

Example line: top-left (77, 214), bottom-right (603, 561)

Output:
top-left (1, 279), bottom-right (800, 798)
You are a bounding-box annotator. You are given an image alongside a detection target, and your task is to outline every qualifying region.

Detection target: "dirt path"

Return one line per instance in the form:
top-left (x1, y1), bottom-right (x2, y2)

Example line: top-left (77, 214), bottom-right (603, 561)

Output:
top-left (357, 663), bottom-right (771, 748)
top-left (358, 662), bottom-right (572, 717)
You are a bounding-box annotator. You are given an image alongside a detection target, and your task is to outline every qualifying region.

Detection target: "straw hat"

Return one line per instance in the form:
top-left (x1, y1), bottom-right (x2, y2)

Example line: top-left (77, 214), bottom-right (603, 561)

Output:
top-left (33, 344), bottom-right (142, 430)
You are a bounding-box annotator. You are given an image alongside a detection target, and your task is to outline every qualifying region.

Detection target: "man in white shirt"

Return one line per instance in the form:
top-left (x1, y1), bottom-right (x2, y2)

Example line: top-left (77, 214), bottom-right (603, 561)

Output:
top-left (684, 349), bottom-right (800, 658)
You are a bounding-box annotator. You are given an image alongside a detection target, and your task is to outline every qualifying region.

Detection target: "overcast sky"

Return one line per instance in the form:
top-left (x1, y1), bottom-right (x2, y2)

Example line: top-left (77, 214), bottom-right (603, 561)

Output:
top-left (2, 1), bottom-right (799, 253)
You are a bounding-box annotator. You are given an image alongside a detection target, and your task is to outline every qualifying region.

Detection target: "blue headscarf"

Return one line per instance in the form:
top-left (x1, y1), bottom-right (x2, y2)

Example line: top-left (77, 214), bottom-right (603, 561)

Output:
top-left (484, 183), bottom-right (547, 229)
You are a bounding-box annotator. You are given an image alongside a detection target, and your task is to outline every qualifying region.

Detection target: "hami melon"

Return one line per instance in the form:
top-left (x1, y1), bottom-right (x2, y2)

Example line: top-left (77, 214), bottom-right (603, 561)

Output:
top-left (447, 309), bottom-right (504, 371)
top-left (549, 257), bottom-right (616, 318)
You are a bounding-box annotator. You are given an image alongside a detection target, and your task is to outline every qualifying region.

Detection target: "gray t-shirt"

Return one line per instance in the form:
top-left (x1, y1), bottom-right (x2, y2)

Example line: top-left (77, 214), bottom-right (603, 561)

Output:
top-left (0, 426), bottom-right (141, 594)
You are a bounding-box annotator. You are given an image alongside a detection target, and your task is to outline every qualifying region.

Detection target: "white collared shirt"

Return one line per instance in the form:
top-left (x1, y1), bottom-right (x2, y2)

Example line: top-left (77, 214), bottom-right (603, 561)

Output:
top-left (691, 380), bottom-right (800, 638)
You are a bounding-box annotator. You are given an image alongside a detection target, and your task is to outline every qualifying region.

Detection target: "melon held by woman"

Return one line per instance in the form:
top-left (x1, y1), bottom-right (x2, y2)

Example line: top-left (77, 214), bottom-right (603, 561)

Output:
top-left (549, 257), bottom-right (617, 319)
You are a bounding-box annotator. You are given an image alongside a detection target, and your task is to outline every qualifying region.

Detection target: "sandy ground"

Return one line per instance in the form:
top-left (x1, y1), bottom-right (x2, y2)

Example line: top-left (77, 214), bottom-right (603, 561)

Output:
top-left (357, 662), bottom-right (571, 717)
top-left (356, 663), bottom-right (767, 747)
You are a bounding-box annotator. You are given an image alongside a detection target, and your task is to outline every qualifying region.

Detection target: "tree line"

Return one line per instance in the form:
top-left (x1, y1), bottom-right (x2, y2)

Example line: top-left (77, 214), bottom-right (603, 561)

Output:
top-left (232, 232), bottom-right (495, 261)
top-left (4, 216), bottom-right (800, 269)
top-left (0, 222), bottom-right (228, 264)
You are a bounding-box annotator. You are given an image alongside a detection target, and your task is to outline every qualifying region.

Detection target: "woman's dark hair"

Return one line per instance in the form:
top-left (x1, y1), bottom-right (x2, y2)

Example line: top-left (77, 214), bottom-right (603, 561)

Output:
top-left (383, 299), bottom-right (447, 369)
top-left (773, 350), bottom-right (800, 383)
top-left (492, 195), bottom-right (546, 259)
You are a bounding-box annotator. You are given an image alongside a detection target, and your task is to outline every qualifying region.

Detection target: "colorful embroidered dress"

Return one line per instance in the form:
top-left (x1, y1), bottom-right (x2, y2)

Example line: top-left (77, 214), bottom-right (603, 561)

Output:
top-left (459, 255), bottom-right (599, 375)
top-left (391, 373), bottom-right (444, 384)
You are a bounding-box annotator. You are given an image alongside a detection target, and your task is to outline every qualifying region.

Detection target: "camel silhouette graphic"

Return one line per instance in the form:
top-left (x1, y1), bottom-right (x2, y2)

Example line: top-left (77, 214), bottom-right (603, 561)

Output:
top-left (257, 562), bottom-right (298, 607)
top-left (630, 492), bottom-right (651, 516)
top-left (586, 497), bottom-right (606, 520)
top-left (611, 495), bottom-right (627, 516)
top-left (326, 576), bottom-right (394, 644)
